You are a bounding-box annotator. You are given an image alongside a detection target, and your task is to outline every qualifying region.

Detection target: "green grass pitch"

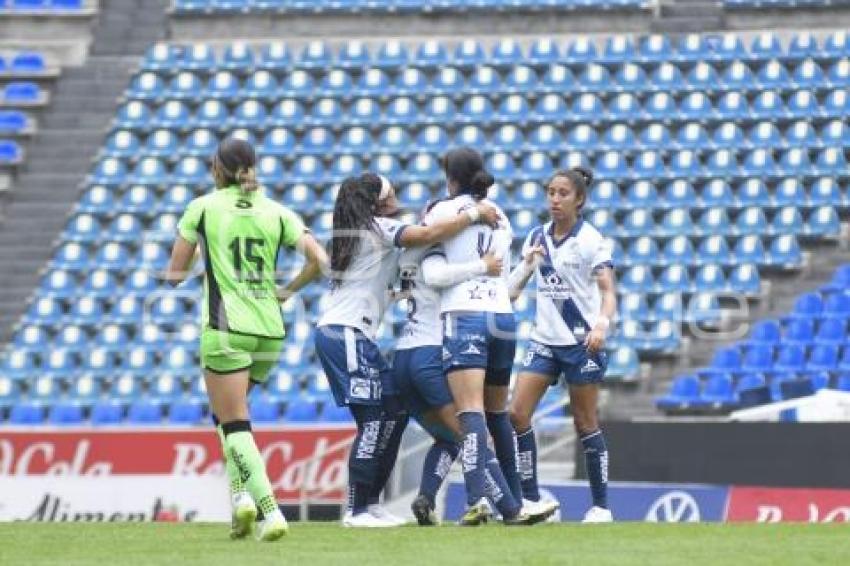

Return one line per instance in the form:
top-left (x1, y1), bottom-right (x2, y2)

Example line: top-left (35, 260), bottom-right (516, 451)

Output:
top-left (2, 522), bottom-right (847, 565)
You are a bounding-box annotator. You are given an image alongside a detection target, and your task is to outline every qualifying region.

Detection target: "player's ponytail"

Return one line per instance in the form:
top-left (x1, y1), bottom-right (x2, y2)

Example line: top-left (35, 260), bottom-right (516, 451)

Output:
top-left (330, 175), bottom-right (380, 280)
top-left (442, 146), bottom-right (494, 201)
top-left (212, 137), bottom-right (258, 193)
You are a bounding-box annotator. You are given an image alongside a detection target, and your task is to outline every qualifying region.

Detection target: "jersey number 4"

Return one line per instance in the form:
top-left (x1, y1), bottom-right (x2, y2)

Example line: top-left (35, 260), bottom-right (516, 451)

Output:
top-left (229, 237), bottom-right (265, 283)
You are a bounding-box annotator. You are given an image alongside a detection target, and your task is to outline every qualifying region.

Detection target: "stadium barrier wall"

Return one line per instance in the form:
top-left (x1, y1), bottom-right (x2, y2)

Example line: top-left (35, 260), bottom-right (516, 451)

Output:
top-left (442, 481), bottom-right (850, 523)
top-left (0, 426), bottom-right (356, 522)
top-left (578, 421), bottom-right (850, 489)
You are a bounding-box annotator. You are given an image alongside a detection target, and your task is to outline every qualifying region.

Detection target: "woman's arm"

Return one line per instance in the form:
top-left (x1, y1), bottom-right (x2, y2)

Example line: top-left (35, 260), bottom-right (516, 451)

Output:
top-left (277, 233), bottom-right (328, 302)
top-left (397, 202), bottom-right (501, 248)
top-left (585, 267), bottom-right (617, 353)
top-left (507, 243), bottom-right (544, 300)
top-left (421, 251), bottom-right (502, 289)
top-left (163, 236), bottom-right (198, 287)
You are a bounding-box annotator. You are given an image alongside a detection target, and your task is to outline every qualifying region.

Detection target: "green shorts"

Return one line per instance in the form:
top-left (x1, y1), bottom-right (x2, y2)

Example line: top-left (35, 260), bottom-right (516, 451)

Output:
top-left (200, 328), bottom-right (284, 384)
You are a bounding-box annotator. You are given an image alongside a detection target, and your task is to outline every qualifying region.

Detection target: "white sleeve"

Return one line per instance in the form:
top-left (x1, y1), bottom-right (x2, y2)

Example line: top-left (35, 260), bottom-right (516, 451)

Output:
top-left (421, 252), bottom-right (486, 289)
top-left (591, 236), bottom-right (615, 273)
top-left (375, 217), bottom-right (410, 249)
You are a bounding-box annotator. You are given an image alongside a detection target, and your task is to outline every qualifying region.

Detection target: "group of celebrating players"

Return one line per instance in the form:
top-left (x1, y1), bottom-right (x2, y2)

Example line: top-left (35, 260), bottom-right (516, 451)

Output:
top-left (165, 137), bottom-right (617, 541)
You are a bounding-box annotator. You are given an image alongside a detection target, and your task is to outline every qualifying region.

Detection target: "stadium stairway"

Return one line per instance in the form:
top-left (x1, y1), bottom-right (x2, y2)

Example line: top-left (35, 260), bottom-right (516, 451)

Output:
top-left (0, 0), bottom-right (170, 343)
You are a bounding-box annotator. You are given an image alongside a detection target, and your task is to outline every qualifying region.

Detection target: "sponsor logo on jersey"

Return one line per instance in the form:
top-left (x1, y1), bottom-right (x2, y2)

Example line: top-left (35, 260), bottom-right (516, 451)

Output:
top-left (580, 358), bottom-right (600, 374)
top-left (349, 378), bottom-right (372, 400)
top-left (461, 343), bottom-right (482, 356)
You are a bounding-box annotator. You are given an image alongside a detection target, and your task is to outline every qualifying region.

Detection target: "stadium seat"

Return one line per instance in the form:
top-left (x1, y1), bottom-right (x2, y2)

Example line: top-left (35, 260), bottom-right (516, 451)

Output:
top-left (127, 400), bottom-right (162, 424)
top-left (656, 375), bottom-right (700, 411)
top-left (283, 397), bottom-right (319, 422)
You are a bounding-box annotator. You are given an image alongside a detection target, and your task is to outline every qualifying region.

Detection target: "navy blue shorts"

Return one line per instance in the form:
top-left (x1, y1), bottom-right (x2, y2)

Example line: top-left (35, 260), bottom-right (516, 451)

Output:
top-left (315, 325), bottom-right (394, 407)
top-left (519, 340), bottom-right (608, 386)
top-left (393, 346), bottom-right (453, 417)
top-left (442, 312), bottom-right (516, 386)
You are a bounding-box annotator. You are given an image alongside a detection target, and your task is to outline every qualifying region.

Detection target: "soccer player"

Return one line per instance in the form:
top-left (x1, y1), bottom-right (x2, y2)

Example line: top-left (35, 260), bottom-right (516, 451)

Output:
top-left (165, 137), bottom-right (327, 541)
top-left (393, 210), bottom-right (503, 525)
top-left (315, 172), bottom-right (500, 527)
top-left (507, 167), bottom-right (617, 523)
top-left (423, 147), bottom-right (538, 526)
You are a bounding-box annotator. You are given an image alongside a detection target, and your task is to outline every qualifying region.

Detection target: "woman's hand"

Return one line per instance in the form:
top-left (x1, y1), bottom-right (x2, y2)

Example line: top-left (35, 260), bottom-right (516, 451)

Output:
top-left (523, 244), bottom-right (545, 268)
top-left (474, 203), bottom-right (501, 227)
top-left (584, 326), bottom-right (606, 353)
top-left (481, 252), bottom-right (503, 276)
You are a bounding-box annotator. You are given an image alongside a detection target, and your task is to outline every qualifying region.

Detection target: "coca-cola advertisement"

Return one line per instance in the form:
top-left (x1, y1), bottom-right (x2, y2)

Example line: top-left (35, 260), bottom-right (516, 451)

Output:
top-left (726, 486), bottom-right (850, 523)
top-left (0, 426), bottom-right (355, 503)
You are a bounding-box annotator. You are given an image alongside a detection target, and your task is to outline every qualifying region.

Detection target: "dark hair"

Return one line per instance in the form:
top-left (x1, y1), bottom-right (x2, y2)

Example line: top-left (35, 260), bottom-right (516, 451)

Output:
top-left (329, 173), bottom-right (382, 278)
top-left (544, 166), bottom-right (594, 209)
top-left (213, 137), bottom-right (258, 193)
top-left (441, 147), bottom-right (494, 201)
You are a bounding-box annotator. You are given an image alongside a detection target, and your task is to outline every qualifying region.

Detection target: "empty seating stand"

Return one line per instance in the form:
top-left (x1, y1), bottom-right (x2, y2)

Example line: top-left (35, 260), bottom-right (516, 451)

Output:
top-left (4, 30), bottom-right (850, 424)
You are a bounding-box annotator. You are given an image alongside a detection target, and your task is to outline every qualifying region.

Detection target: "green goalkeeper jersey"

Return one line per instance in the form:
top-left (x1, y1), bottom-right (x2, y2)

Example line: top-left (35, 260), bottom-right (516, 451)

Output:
top-left (177, 185), bottom-right (306, 338)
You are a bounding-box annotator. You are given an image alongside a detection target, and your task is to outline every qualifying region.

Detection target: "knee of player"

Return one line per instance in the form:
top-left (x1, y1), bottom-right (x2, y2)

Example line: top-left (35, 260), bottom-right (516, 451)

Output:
top-left (572, 411), bottom-right (599, 436)
top-left (509, 406), bottom-right (532, 433)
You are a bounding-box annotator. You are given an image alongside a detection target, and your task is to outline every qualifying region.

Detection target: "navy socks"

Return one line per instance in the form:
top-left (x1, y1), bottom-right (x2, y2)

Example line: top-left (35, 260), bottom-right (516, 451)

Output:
top-left (580, 429), bottom-right (609, 509)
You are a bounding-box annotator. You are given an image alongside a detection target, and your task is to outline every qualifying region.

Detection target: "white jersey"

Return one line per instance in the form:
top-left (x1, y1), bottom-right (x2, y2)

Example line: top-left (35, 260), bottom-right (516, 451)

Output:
top-left (427, 195), bottom-right (513, 314)
top-left (524, 219), bottom-right (613, 346)
top-left (318, 217), bottom-right (409, 341)
top-left (395, 247), bottom-right (442, 350)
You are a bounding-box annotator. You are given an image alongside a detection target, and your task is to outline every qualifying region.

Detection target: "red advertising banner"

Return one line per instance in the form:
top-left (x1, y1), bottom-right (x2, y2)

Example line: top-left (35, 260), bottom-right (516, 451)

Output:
top-left (0, 426), bottom-right (355, 503)
top-left (727, 486), bottom-right (850, 523)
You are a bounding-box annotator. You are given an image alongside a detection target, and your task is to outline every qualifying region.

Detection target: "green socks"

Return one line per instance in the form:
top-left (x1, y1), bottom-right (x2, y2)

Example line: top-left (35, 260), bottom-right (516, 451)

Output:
top-left (216, 423), bottom-right (245, 495)
top-left (222, 421), bottom-right (278, 516)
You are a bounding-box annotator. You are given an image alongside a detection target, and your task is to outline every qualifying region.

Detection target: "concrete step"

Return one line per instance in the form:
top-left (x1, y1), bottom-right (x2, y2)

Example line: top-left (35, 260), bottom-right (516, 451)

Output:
top-left (660, 4), bottom-right (724, 17)
top-left (651, 16), bottom-right (725, 34)
top-left (42, 112), bottom-right (120, 129)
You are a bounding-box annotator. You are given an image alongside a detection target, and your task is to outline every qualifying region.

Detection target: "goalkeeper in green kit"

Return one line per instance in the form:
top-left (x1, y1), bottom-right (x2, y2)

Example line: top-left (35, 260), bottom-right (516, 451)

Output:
top-left (164, 137), bottom-right (327, 541)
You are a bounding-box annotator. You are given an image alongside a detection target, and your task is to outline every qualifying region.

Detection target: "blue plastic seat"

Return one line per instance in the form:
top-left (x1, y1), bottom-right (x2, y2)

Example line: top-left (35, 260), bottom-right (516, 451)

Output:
top-left (594, 151), bottom-right (627, 180)
top-left (9, 402), bottom-right (45, 425)
top-left (373, 127), bottom-right (409, 156)
top-left (127, 72), bottom-right (166, 101)
top-left (168, 71), bottom-right (203, 101)
top-left (496, 96), bottom-right (530, 126)
top-left (822, 265), bottom-right (850, 294)
top-left (394, 68), bottom-right (427, 97)
top-left (650, 62), bottom-right (685, 93)
top-left (663, 236), bottom-right (696, 266)
top-left (633, 150), bottom-right (665, 179)
top-left (321, 403), bottom-right (353, 422)
top-left (600, 124), bottom-right (636, 153)
top-left (283, 397), bottom-right (319, 422)
top-left (421, 96), bottom-right (456, 125)
top-left (397, 182), bottom-right (431, 208)
top-left (255, 41), bottom-right (291, 71)
top-left (679, 92), bottom-right (714, 121)
top-left (827, 59), bottom-right (850, 88)
top-left (807, 345), bottom-right (839, 372)
top-left (540, 64), bottom-right (575, 93)
top-left (578, 64), bottom-right (613, 92)
top-left (768, 235), bottom-right (803, 268)
top-left (823, 31), bottom-right (850, 59)
top-left (697, 235), bottom-right (732, 266)
top-left (11, 51), bottom-right (46, 73)
top-left (627, 236), bottom-right (660, 266)
top-left (784, 120), bottom-right (818, 149)
top-left (588, 181), bottom-right (621, 211)
top-left (787, 89), bottom-right (820, 120)
top-left (568, 93), bottom-right (602, 122)
top-left (88, 400), bottom-right (122, 425)
top-left (676, 122), bottom-right (710, 150)
top-left (565, 37), bottom-right (598, 65)
top-left (2, 81), bottom-right (42, 104)
top-left (721, 61), bottom-right (756, 91)
top-left (624, 181), bottom-right (657, 209)
top-left (127, 400), bottom-right (162, 424)
top-left (717, 91), bottom-right (750, 121)
top-left (250, 396), bottom-right (281, 422)
top-left (383, 96), bottom-right (420, 128)
top-left (413, 40), bottom-right (449, 69)
top-left (742, 345), bottom-right (774, 373)
top-left (374, 40), bottom-right (409, 69)
top-left (656, 375), bottom-right (700, 411)
top-left (660, 208), bottom-right (695, 237)
top-left (615, 63), bottom-right (648, 93)
top-left (656, 265), bottom-right (691, 294)
top-left (608, 93), bottom-right (641, 122)
top-left (504, 65), bottom-right (538, 94)
top-left (425, 67), bottom-right (463, 99)
top-left (182, 44), bottom-right (216, 73)
top-left (639, 34), bottom-right (674, 64)
top-left (601, 35), bottom-right (635, 64)
top-left (639, 123), bottom-right (672, 151)
top-left (403, 153), bottom-right (440, 184)
top-left (793, 59), bottom-right (826, 90)
top-left (453, 39), bottom-right (486, 69)
top-left (335, 40), bottom-right (369, 69)
top-left (749, 32), bottom-right (783, 60)
top-left (757, 60), bottom-right (791, 91)
top-left (687, 62), bottom-right (721, 93)
top-left (619, 265), bottom-right (655, 294)
top-left (816, 147), bottom-right (848, 175)
top-left (790, 292), bottom-right (824, 321)
top-left (697, 374), bottom-right (736, 408)
top-left (714, 34), bottom-right (749, 62)
top-left (772, 206), bottom-right (805, 235)
top-left (737, 179), bottom-right (771, 208)
top-left (2, 348), bottom-right (39, 379)
top-left (457, 95), bottom-right (494, 126)
top-left (528, 37), bottom-right (561, 67)
top-left (805, 206), bottom-right (842, 238)
top-left (169, 399), bottom-right (204, 424)
top-left (299, 40), bottom-right (332, 70)
top-left (820, 119), bottom-right (850, 149)
top-left (308, 98), bottom-right (344, 127)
